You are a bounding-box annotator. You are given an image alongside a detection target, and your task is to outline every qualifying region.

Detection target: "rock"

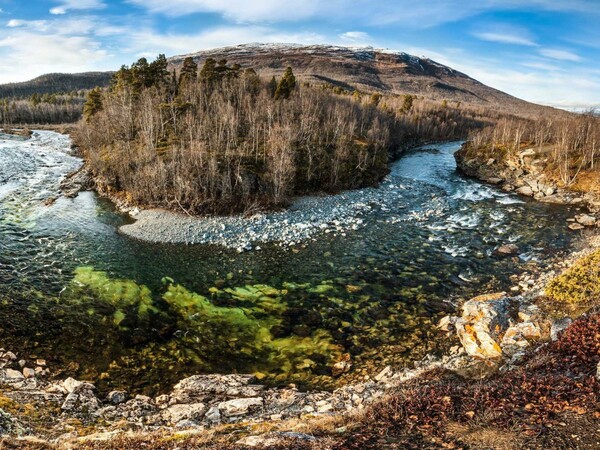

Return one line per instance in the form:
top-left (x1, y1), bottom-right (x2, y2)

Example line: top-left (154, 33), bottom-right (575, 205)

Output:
top-left (451, 293), bottom-right (515, 359)
top-left (204, 406), bottom-right (221, 424)
top-left (551, 318), bottom-right (572, 341)
top-left (107, 390), bottom-right (127, 405)
top-left (374, 366), bottom-right (393, 382)
top-left (568, 223), bottom-right (585, 231)
top-left (161, 403), bottom-right (207, 424)
top-left (596, 362), bottom-right (600, 381)
top-left (22, 368), bottom-right (36, 379)
top-left (487, 177), bottom-right (503, 185)
top-left (575, 214), bottom-right (596, 227)
top-left (62, 377), bottom-right (93, 394)
top-left (236, 435), bottom-right (279, 447)
top-left (332, 356), bottom-right (352, 377)
top-left (495, 244), bottom-right (519, 256)
top-left (437, 315), bottom-right (456, 332)
top-left (61, 392), bottom-right (79, 411)
top-left (3, 369), bottom-right (25, 381)
top-left (218, 397), bottom-right (263, 417)
top-left (516, 186), bottom-right (534, 197)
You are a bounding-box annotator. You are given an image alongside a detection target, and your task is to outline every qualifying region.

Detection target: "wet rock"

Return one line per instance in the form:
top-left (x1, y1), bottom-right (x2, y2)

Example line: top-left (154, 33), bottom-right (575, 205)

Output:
top-left (495, 244), bottom-right (519, 256)
top-left (575, 214), bottom-right (596, 227)
top-left (218, 397), bottom-right (263, 417)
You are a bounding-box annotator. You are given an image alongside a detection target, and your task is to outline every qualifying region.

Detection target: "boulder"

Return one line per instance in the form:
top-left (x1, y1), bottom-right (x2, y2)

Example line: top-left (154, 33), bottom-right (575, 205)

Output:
top-left (516, 186), bottom-right (534, 197)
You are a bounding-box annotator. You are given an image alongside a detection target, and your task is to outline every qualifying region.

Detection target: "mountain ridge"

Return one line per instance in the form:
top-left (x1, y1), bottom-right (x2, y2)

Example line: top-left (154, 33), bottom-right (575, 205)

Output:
top-left (0, 43), bottom-right (557, 116)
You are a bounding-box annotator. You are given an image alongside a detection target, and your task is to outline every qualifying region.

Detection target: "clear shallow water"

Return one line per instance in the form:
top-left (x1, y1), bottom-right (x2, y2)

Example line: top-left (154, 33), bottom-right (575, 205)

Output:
top-left (0, 132), bottom-right (575, 393)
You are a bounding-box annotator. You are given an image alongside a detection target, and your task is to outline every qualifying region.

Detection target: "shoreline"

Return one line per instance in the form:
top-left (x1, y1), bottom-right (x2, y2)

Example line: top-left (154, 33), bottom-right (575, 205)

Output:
top-left (1, 226), bottom-right (598, 447)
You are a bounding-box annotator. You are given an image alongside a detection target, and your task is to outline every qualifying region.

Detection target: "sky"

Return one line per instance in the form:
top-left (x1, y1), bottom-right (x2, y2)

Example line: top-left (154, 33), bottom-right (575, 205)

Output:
top-left (0, 0), bottom-right (599, 110)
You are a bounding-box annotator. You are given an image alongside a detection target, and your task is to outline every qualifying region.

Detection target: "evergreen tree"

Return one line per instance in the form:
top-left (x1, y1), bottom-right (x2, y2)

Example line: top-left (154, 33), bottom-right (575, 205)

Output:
top-left (83, 88), bottom-right (103, 121)
top-left (149, 54), bottom-right (169, 87)
top-left (179, 57), bottom-right (198, 87)
top-left (199, 58), bottom-right (218, 84)
top-left (274, 67), bottom-right (296, 100)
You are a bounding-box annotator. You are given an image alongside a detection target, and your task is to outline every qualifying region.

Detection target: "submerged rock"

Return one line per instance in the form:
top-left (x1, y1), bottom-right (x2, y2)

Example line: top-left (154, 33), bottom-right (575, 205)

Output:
top-left (495, 244), bottom-right (519, 256)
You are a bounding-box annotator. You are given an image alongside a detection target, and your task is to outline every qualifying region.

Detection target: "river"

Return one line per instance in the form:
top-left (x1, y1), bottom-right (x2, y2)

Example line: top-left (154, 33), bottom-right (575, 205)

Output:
top-left (0, 131), bottom-right (575, 394)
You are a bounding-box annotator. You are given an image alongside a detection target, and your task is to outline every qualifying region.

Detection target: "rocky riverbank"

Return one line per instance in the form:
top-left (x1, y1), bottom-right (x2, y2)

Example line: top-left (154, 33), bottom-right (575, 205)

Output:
top-left (3, 230), bottom-right (598, 448)
top-left (454, 144), bottom-right (600, 231)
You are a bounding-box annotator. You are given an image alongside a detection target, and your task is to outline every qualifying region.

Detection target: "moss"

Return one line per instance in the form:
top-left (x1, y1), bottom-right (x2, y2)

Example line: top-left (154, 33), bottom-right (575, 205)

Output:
top-left (545, 249), bottom-right (600, 306)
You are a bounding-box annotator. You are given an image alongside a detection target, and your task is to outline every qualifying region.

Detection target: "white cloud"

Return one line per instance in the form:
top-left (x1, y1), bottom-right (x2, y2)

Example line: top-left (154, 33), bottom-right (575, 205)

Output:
top-left (0, 31), bottom-right (109, 82)
top-left (474, 31), bottom-right (536, 46)
top-left (50, 0), bottom-right (106, 15)
top-left (339, 31), bottom-right (370, 43)
top-left (539, 48), bottom-right (582, 61)
top-left (124, 26), bottom-right (325, 56)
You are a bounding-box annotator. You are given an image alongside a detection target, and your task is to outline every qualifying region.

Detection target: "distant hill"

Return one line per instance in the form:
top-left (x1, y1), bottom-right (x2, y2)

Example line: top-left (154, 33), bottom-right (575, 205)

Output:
top-left (0, 43), bottom-right (558, 116)
top-left (0, 72), bottom-right (114, 98)
top-left (169, 44), bottom-right (553, 115)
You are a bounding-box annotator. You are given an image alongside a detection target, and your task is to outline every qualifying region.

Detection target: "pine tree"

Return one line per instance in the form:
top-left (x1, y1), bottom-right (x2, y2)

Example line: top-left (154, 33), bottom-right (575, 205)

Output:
top-left (274, 67), bottom-right (296, 100)
top-left (199, 58), bottom-right (218, 85)
top-left (83, 88), bottom-right (103, 122)
top-left (149, 54), bottom-right (169, 87)
top-left (179, 57), bottom-right (198, 87)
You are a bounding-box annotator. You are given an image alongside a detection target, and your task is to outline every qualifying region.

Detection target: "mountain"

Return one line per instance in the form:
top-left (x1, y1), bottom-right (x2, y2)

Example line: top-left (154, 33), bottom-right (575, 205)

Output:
top-left (169, 44), bottom-right (549, 114)
top-left (0, 44), bottom-right (553, 115)
top-left (0, 72), bottom-right (114, 98)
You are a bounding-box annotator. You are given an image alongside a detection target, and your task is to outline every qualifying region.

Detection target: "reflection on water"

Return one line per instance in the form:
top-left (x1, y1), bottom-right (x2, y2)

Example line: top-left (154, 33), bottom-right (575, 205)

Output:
top-left (0, 133), bottom-right (576, 393)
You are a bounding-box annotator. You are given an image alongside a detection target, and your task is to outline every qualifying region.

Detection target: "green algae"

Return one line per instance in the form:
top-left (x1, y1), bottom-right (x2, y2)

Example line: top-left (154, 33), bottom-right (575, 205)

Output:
top-left (0, 265), bottom-right (447, 394)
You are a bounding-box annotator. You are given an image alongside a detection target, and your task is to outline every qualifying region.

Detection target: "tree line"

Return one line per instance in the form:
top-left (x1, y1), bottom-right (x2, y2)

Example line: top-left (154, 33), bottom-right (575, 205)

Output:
top-left (75, 54), bottom-right (492, 214)
top-left (467, 112), bottom-right (600, 187)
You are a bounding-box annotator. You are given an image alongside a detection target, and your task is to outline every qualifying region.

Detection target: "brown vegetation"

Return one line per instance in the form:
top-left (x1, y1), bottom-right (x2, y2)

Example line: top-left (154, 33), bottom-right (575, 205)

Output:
top-left (75, 56), bottom-right (492, 214)
top-left (467, 112), bottom-right (600, 188)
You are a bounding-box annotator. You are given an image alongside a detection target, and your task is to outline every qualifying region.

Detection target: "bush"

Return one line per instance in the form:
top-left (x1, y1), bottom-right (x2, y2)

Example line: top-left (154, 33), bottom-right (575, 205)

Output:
top-left (545, 249), bottom-right (600, 304)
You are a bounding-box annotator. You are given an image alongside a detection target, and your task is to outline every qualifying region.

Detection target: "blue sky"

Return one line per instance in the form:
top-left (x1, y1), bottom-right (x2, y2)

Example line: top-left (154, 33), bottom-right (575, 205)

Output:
top-left (0, 0), bottom-right (599, 109)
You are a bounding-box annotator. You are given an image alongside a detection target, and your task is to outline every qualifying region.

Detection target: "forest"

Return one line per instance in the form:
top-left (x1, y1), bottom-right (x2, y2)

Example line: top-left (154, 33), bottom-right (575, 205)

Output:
top-left (75, 55), bottom-right (493, 214)
top-left (466, 112), bottom-right (600, 188)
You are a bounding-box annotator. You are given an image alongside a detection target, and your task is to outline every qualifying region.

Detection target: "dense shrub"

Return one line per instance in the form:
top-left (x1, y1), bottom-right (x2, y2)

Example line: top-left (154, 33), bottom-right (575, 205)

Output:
top-left (545, 249), bottom-right (600, 305)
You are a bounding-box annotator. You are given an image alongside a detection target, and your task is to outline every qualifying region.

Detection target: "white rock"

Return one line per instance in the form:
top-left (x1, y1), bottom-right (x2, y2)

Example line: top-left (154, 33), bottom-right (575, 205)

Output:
top-left (161, 403), bottom-right (207, 424)
top-left (218, 397), bottom-right (263, 416)
top-left (4, 368), bottom-right (25, 380)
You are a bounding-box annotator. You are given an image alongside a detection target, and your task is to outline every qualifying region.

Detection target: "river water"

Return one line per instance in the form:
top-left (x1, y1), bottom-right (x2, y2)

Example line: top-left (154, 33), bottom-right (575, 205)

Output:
top-left (0, 131), bottom-right (575, 393)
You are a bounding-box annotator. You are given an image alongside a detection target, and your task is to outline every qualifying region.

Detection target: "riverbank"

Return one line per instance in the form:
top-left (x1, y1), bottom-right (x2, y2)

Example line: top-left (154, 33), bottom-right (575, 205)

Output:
top-left (1, 227), bottom-right (599, 448)
top-left (454, 143), bottom-right (600, 230)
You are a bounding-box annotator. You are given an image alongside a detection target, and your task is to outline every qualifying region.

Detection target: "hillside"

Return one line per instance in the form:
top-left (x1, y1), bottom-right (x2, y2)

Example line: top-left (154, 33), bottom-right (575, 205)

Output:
top-left (0, 72), bottom-right (113, 98)
top-left (0, 44), bottom-right (556, 117)
top-left (169, 44), bottom-right (551, 115)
